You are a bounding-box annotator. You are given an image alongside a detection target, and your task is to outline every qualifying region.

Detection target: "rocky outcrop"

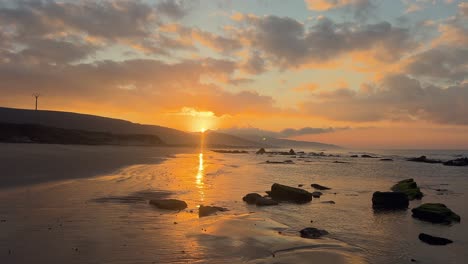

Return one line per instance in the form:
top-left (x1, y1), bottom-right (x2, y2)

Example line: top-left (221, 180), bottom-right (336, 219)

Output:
top-left (380, 158), bottom-right (393, 161)
top-left (198, 205), bottom-right (228, 217)
top-left (256, 148), bottom-right (266, 154)
top-left (270, 183), bottom-right (312, 203)
top-left (419, 233), bottom-right (453, 245)
top-left (412, 203), bottom-right (461, 224)
top-left (300, 227), bottom-right (329, 239)
top-left (242, 193), bottom-right (263, 204)
top-left (289, 149), bottom-right (296, 155)
top-left (372, 192), bottom-right (409, 210)
top-left (311, 184), bottom-right (331, 190)
top-left (149, 199), bottom-right (187, 210)
top-left (407, 156), bottom-right (442, 164)
top-left (391, 178), bottom-right (423, 200)
top-left (443, 158), bottom-right (468, 166)
top-left (211, 150), bottom-right (248, 154)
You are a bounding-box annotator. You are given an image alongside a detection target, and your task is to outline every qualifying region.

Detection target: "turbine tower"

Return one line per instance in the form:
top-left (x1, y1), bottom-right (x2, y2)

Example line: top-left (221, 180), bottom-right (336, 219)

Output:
top-left (32, 93), bottom-right (40, 110)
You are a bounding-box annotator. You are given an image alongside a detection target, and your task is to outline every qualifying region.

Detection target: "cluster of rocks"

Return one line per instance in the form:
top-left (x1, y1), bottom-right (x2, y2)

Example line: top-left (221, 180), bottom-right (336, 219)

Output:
top-left (407, 155), bottom-right (468, 166)
top-left (149, 199), bottom-right (228, 218)
top-left (372, 178), bottom-right (460, 246)
top-left (211, 150), bottom-right (248, 154)
top-left (243, 182), bottom-right (333, 239)
top-left (256, 148), bottom-right (296, 155)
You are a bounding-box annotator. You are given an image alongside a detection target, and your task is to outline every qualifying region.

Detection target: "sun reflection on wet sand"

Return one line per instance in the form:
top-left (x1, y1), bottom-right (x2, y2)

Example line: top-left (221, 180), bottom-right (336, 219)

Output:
top-left (196, 131), bottom-right (206, 201)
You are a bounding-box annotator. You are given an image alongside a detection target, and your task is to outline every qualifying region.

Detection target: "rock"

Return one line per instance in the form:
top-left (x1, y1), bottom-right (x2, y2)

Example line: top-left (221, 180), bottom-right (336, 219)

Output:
top-left (412, 203), bottom-right (461, 224)
top-left (391, 178), bottom-right (423, 200)
top-left (372, 192), bottom-right (409, 210)
top-left (350, 155), bottom-right (359, 158)
top-left (380, 158), bottom-right (393, 161)
top-left (407, 156), bottom-right (442, 164)
top-left (270, 183), bottom-right (312, 203)
top-left (333, 161), bottom-right (348, 164)
top-left (242, 193), bottom-right (262, 204)
top-left (149, 199), bottom-right (187, 210)
top-left (298, 184), bottom-right (304, 187)
top-left (443, 157), bottom-right (468, 166)
top-left (266, 160), bottom-right (295, 164)
top-left (311, 184), bottom-right (331, 190)
top-left (265, 191), bottom-right (272, 196)
top-left (361, 154), bottom-right (375, 158)
top-left (256, 148), bottom-right (266, 155)
top-left (255, 197), bottom-right (279, 206)
top-left (418, 233), bottom-right (453, 245)
top-left (289, 149), bottom-right (296, 155)
top-left (198, 205), bottom-right (228, 217)
top-left (300, 227), bottom-right (329, 239)
top-left (321, 201), bottom-right (335, 204)
top-left (312, 191), bottom-right (323, 198)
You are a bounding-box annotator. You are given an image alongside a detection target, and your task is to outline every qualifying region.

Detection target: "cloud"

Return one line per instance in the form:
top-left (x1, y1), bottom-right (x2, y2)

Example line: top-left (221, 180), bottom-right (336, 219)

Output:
top-left (235, 15), bottom-right (416, 68)
top-left (304, 0), bottom-right (370, 11)
top-left (302, 74), bottom-right (468, 124)
top-left (155, 0), bottom-right (189, 20)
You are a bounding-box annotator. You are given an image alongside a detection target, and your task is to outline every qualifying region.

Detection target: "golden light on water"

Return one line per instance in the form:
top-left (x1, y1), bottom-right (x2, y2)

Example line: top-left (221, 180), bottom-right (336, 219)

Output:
top-left (196, 152), bottom-right (205, 201)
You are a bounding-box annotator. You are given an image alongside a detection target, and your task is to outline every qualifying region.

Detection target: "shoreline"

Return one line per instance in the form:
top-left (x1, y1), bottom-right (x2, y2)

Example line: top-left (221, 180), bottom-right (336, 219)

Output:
top-left (0, 143), bottom-right (191, 190)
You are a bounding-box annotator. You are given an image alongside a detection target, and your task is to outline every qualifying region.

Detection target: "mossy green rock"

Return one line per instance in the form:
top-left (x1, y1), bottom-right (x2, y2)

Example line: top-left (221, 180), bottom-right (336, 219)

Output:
top-left (391, 178), bottom-right (423, 200)
top-left (412, 203), bottom-right (461, 224)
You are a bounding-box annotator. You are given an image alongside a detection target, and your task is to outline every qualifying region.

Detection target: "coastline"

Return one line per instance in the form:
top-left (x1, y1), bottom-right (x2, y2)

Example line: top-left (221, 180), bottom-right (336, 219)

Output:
top-left (0, 143), bottom-right (191, 190)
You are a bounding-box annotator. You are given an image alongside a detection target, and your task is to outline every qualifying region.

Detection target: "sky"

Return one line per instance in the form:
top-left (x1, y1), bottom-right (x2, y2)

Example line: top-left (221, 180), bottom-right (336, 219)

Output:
top-left (0, 0), bottom-right (467, 149)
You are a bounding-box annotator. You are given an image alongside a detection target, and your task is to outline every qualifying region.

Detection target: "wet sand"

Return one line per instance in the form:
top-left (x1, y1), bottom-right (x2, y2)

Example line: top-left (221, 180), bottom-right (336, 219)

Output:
top-left (0, 143), bottom-right (189, 189)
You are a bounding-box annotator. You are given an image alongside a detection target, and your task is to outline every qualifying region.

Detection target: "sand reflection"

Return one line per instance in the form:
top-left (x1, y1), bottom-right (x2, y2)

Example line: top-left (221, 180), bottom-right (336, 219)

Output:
top-left (196, 152), bottom-right (205, 201)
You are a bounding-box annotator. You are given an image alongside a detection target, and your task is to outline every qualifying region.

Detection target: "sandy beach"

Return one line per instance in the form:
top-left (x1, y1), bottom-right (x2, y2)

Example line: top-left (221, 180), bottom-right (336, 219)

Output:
top-left (0, 144), bottom-right (467, 263)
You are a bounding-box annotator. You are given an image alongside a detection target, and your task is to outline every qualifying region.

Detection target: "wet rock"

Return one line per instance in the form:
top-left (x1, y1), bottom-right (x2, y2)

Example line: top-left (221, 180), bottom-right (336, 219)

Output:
top-left (270, 183), bottom-right (312, 203)
top-left (333, 161), bottom-right (349, 164)
top-left (312, 191), bottom-right (323, 198)
top-left (321, 201), bottom-right (336, 204)
top-left (412, 203), bottom-right (460, 224)
top-left (300, 227), bottom-right (329, 239)
top-left (298, 184), bottom-right (304, 187)
top-left (372, 192), bottom-right (409, 210)
top-left (255, 197), bottom-right (279, 206)
top-left (391, 178), bottom-right (423, 200)
top-left (149, 199), bottom-right (187, 210)
top-left (266, 160), bottom-right (294, 164)
top-left (361, 154), bottom-right (376, 158)
top-left (380, 158), bottom-right (393, 161)
top-left (418, 233), bottom-right (453, 245)
top-left (242, 193), bottom-right (263, 204)
top-left (443, 157), bottom-right (468, 166)
top-left (256, 148), bottom-right (266, 155)
top-left (311, 184), bottom-right (331, 190)
top-left (198, 205), bottom-right (228, 217)
top-left (407, 156), bottom-right (442, 164)
top-left (289, 149), bottom-right (296, 155)
top-left (350, 155), bottom-right (359, 158)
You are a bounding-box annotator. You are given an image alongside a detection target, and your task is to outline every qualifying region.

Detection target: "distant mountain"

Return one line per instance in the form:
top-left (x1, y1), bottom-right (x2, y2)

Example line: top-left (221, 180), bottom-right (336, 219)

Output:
top-left (218, 133), bottom-right (340, 150)
top-left (0, 107), bottom-right (260, 147)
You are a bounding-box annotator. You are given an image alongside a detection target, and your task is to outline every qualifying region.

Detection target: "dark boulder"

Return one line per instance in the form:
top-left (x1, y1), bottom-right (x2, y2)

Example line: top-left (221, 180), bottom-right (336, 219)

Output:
top-left (312, 191), bottom-right (323, 198)
top-left (361, 154), bottom-right (375, 158)
top-left (289, 149), bottom-right (296, 155)
top-left (149, 199), bottom-right (187, 210)
top-left (270, 183), bottom-right (312, 203)
top-left (256, 148), bottom-right (266, 155)
top-left (412, 203), bottom-right (460, 224)
top-left (350, 155), bottom-right (359, 158)
top-left (380, 158), bottom-right (393, 161)
top-left (311, 184), bottom-right (331, 190)
top-left (242, 193), bottom-right (262, 204)
top-left (407, 156), bottom-right (442, 164)
top-left (419, 233), bottom-right (453, 245)
top-left (255, 197), bottom-right (279, 206)
top-left (198, 205), bottom-right (228, 217)
top-left (321, 201), bottom-right (336, 204)
top-left (300, 227), bottom-right (329, 239)
top-left (372, 192), bottom-right (409, 210)
top-left (391, 178), bottom-right (423, 200)
top-left (443, 157), bottom-right (468, 166)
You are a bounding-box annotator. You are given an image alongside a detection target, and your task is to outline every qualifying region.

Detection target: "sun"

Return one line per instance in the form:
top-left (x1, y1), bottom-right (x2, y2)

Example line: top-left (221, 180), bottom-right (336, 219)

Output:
top-left (200, 128), bottom-right (207, 133)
